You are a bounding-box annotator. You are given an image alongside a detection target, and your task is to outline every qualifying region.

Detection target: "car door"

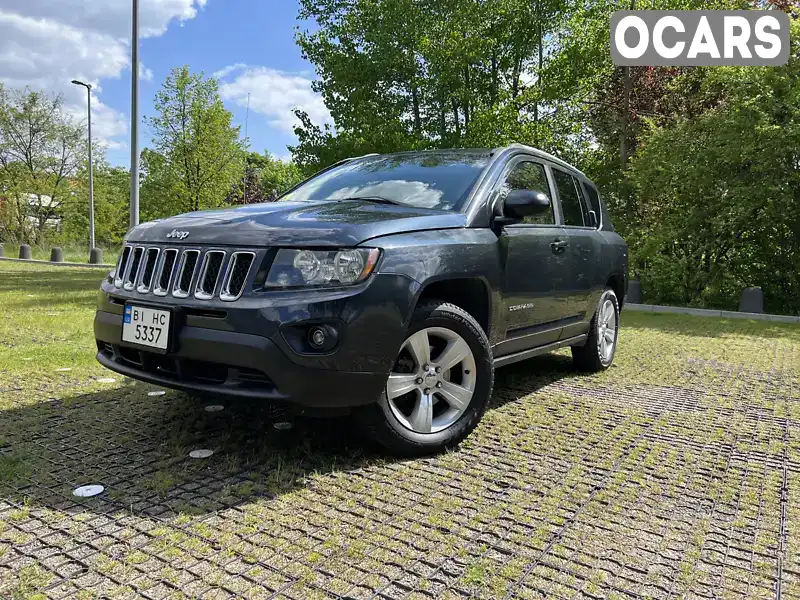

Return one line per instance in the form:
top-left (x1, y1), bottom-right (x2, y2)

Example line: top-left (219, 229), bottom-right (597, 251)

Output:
top-left (493, 158), bottom-right (569, 353)
top-left (549, 167), bottom-right (602, 325)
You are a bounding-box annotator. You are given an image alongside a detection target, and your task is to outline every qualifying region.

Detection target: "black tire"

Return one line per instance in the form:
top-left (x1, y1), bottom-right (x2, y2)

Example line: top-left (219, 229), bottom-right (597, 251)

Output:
top-left (571, 288), bottom-right (620, 372)
top-left (357, 300), bottom-right (494, 457)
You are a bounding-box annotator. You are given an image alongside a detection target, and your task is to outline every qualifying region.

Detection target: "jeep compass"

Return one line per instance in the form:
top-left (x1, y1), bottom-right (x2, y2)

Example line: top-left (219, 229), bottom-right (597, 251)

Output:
top-left (95, 144), bottom-right (628, 455)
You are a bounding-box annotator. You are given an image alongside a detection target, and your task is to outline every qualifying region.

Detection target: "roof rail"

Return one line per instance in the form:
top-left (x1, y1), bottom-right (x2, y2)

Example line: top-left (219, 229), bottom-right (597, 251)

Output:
top-left (341, 152), bottom-right (379, 163)
top-left (495, 143), bottom-right (587, 178)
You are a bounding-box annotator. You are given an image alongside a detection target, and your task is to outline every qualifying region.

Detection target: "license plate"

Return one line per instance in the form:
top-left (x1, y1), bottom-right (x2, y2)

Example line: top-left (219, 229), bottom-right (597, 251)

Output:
top-left (122, 305), bottom-right (171, 350)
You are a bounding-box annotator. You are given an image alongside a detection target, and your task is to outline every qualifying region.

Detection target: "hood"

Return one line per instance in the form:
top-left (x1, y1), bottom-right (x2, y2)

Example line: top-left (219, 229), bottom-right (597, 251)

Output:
top-left (126, 200), bottom-right (465, 247)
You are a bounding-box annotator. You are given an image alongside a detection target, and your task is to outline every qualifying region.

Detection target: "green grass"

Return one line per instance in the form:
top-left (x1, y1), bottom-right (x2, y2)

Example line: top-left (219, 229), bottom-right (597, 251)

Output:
top-left (0, 262), bottom-right (112, 411)
top-left (1, 241), bottom-right (119, 265)
top-left (0, 260), bottom-right (799, 600)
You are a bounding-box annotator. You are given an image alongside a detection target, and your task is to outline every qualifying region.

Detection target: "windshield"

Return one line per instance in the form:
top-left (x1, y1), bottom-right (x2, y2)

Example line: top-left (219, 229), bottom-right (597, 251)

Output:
top-left (279, 150), bottom-right (491, 211)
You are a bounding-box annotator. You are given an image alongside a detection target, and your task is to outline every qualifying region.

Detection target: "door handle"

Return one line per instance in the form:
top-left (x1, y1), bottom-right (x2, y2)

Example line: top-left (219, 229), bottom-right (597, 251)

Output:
top-left (551, 239), bottom-right (569, 254)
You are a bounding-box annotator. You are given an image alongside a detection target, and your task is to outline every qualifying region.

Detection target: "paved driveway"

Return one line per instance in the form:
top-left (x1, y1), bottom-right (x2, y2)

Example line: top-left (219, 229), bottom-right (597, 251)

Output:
top-left (1, 262), bottom-right (799, 599)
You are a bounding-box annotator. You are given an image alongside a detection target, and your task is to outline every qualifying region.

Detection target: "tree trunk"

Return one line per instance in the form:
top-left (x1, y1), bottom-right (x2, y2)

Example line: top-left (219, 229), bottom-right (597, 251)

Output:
top-left (411, 83), bottom-right (422, 135)
top-left (490, 52), bottom-right (498, 106)
top-left (452, 99), bottom-right (461, 139)
top-left (620, 65), bottom-right (631, 171)
top-left (535, 2), bottom-right (543, 126)
top-left (463, 66), bottom-right (471, 132)
top-left (511, 53), bottom-right (521, 99)
top-left (620, 0), bottom-right (635, 171)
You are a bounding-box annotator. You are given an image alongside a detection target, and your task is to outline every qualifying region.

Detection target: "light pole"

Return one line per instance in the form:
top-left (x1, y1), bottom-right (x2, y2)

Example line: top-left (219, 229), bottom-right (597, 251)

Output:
top-left (130, 0), bottom-right (140, 229)
top-left (71, 79), bottom-right (95, 251)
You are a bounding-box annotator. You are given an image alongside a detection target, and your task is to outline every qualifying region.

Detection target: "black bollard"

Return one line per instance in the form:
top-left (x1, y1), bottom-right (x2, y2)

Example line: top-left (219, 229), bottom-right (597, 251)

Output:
top-left (50, 247), bottom-right (64, 263)
top-left (739, 287), bottom-right (764, 314)
top-left (89, 248), bottom-right (103, 264)
top-left (626, 278), bottom-right (643, 304)
top-left (19, 244), bottom-right (32, 259)
top-left (0, 243), bottom-right (4, 258)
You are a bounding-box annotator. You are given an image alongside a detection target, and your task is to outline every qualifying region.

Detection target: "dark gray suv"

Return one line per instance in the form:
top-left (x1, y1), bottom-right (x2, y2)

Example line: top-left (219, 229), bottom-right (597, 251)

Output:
top-left (95, 144), bottom-right (628, 455)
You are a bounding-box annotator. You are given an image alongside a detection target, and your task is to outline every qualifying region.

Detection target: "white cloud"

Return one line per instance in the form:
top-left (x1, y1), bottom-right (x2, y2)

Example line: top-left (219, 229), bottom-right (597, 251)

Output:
top-left (1, 0), bottom-right (206, 39)
top-left (0, 1), bottom-right (206, 151)
top-left (139, 63), bottom-right (154, 83)
top-left (216, 64), bottom-right (332, 135)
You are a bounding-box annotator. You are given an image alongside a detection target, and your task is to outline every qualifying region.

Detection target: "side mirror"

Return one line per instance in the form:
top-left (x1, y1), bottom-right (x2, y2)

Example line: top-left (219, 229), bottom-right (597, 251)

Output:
top-left (503, 189), bottom-right (551, 220)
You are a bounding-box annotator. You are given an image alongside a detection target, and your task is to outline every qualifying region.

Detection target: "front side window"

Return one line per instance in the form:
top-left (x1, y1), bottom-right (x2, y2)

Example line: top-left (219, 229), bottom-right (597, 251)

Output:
top-left (498, 161), bottom-right (554, 225)
top-left (278, 151), bottom-right (491, 212)
top-left (552, 168), bottom-right (585, 227)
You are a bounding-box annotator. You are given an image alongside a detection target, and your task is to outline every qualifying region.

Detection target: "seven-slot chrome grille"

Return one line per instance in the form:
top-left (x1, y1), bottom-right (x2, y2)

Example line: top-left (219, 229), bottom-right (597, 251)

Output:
top-left (113, 245), bottom-right (255, 302)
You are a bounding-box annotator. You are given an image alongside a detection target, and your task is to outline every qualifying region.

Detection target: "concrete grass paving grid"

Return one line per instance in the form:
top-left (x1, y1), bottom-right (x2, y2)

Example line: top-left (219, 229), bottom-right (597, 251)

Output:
top-left (0, 351), bottom-right (799, 599)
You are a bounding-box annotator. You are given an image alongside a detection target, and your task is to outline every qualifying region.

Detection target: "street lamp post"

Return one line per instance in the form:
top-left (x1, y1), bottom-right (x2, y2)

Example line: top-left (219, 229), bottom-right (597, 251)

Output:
top-left (71, 80), bottom-right (95, 252)
top-left (130, 0), bottom-right (140, 229)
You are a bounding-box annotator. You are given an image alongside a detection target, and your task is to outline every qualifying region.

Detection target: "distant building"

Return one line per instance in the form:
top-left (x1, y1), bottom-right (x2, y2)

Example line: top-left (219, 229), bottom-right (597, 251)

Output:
top-left (0, 192), bottom-right (64, 233)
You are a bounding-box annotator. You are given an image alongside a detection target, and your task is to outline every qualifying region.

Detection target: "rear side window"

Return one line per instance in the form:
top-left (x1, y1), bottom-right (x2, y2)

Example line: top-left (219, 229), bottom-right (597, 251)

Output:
top-left (552, 168), bottom-right (584, 227)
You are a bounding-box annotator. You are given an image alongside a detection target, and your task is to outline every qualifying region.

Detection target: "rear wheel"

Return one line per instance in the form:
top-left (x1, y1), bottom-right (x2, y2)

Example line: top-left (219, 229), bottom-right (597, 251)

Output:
top-left (357, 300), bottom-right (493, 456)
top-left (571, 288), bottom-right (619, 372)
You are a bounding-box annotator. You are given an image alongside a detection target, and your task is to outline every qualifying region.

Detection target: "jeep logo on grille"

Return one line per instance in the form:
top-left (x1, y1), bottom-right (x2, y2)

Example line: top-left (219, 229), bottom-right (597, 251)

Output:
top-left (166, 229), bottom-right (190, 240)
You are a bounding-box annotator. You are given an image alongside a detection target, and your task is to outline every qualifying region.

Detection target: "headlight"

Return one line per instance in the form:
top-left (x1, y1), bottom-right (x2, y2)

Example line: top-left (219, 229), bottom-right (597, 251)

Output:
top-left (265, 248), bottom-right (380, 288)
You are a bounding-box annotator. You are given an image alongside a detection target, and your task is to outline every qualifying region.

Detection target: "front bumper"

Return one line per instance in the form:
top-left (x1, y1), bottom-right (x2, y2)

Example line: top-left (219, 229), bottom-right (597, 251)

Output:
top-left (94, 272), bottom-right (419, 408)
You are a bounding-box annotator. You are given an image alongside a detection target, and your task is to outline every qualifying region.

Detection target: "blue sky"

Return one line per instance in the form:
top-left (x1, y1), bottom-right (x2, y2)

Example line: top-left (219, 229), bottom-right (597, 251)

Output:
top-left (0, 0), bottom-right (330, 166)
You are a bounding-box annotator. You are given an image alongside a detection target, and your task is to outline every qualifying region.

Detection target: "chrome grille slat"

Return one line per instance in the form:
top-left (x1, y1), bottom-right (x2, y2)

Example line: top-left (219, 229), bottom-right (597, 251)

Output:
top-left (173, 250), bottom-right (201, 298)
top-left (194, 251), bottom-right (226, 300)
top-left (114, 245), bottom-right (256, 301)
top-left (114, 245), bottom-right (132, 288)
top-left (123, 247), bottom-right (144, 291)
top-left (220, 252), bottom-right (255, 301)
top-left (137, 248), bottom-right (160, 293)
top-left (153, 248), bottom-right (178, 296)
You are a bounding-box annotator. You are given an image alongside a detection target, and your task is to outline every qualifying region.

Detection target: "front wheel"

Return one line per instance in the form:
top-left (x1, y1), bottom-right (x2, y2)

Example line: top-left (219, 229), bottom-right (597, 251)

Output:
top-left (571, 288), bottom-right (620, 372)
top-left (357, 300), bottom-right (494, 456)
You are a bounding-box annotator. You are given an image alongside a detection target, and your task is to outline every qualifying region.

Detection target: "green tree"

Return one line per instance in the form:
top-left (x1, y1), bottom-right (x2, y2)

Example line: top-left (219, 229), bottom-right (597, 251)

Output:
top-left (292, 0), bottom-right (575, 171)
top-left (0, 86), bottom-right (87, 243)
top-left (61, 163), bottom-right (130, 247)
top-left (257, 154), bottom-right (303, 201)
top-left (628, 20), bottom-right (800, 314)
top-left (146, 66), bottom-right (245, 215)
top-left (228, 152), bottom-right (304, 204)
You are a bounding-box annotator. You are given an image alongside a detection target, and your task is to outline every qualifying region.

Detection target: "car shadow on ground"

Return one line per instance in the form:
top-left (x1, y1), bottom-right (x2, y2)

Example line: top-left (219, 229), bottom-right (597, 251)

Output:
top-left (0, 353), bottom-right (578, 519)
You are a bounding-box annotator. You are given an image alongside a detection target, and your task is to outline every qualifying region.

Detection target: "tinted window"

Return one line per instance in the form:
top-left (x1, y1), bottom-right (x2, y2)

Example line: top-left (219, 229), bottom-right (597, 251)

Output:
top-left (574, 180), bottom-right (593, 225)
top-left (499, 161), bottom-right (554, 225)
top-left (279, 151), bottom-right (490, 211)
top-left (552, 169), bottom-right (584, 227)
top-left (582, 182), bottom-right (601, 228)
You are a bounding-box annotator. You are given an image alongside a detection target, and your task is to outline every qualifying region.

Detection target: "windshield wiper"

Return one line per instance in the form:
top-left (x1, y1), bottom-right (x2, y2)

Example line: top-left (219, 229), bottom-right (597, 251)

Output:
top-left (336, 196), bottom-right (406, 206)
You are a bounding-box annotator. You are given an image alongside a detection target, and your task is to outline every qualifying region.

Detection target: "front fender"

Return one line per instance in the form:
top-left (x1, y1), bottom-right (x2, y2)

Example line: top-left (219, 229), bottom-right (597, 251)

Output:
top-left (367, 229), bottom-right (505, 344)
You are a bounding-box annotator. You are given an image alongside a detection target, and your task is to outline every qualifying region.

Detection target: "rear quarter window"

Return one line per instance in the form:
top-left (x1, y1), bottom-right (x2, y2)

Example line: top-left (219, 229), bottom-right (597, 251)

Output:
top-left (582, 181), bottom-right (604, 229)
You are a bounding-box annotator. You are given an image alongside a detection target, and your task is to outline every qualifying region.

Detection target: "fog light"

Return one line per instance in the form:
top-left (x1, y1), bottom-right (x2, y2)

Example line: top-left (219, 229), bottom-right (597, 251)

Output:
top-left (309, 327), bottom-right (326, 348)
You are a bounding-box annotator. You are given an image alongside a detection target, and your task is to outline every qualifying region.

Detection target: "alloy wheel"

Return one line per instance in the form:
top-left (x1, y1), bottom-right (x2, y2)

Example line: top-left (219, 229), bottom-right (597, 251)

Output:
top-left (597, 298), bottom-right (617, 365)
top-left (386, 326), bottom-right (476, 434)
